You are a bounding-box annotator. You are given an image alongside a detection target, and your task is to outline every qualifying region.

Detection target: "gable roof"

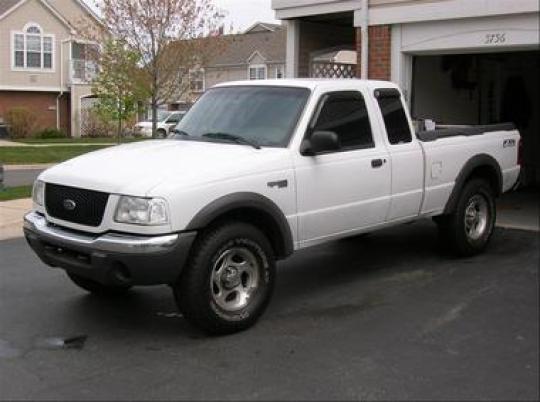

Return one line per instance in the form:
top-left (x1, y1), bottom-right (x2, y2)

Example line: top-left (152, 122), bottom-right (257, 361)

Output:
top-left (207, 26), bottom-right (286, 67)
top-left (0, 0), bottom-right (100, 26)
top-left (243, 22), bottom-right (282, 34)
top-left (0, 0), bottom-right (72, 28)
top-left (0, 0), bottom-right (23, 18)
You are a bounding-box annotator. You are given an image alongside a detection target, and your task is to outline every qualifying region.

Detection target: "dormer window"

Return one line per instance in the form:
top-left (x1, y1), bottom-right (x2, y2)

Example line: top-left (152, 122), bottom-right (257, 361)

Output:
top-left (12, 23), bottom-right (54, 71)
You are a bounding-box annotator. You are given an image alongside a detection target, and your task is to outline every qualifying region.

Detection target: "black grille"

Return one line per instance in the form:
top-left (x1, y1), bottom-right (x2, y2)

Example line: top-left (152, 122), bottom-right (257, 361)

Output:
top-left (45, 183), bottom-right (109, 227)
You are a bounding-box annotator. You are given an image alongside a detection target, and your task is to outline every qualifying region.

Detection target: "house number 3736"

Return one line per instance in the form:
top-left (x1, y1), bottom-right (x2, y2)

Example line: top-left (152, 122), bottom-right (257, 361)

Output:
top-left (485, 33), bottom-right (506, 44)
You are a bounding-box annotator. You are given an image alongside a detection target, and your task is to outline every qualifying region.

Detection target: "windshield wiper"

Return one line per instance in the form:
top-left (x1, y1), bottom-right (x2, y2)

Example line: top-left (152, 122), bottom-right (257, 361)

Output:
top-left (202, 132), bottom-right (261, 150)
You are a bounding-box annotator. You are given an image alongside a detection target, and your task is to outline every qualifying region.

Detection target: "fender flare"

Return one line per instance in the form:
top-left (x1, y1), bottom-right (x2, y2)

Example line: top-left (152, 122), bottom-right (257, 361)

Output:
top-left (443, 154), bottom-right (503, 215)
top-left (186, 192), bottom-right (294, 258)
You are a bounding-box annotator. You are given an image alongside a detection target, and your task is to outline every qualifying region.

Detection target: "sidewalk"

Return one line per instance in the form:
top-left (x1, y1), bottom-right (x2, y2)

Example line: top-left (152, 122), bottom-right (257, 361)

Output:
top-left (0, 139), bottom-right (115, 147)
top-left (0, 198), bottom-right (32, 240)
top-left (3, 163), bottom-right (55, 171)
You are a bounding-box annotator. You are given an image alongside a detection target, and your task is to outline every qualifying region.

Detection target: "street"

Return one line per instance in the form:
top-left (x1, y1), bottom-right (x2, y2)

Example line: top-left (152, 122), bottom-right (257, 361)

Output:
top-left (0, 220), bottom-right (538, 400)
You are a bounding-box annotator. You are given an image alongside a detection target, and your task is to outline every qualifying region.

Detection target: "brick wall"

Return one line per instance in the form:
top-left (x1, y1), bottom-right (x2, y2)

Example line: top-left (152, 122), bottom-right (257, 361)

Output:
top-left (0, 91), bottom-right (70, 136)
top-left (356, 25), bottom-right (392, 81)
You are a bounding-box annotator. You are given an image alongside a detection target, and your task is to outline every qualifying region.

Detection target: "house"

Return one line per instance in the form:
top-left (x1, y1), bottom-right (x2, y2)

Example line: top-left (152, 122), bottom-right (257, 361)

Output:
top-left (272, 0), bottom-right (540, 186)
top-left (0, 0), bottom-right (100, 137)
top-left (167, 22), bottom-right (286, 111)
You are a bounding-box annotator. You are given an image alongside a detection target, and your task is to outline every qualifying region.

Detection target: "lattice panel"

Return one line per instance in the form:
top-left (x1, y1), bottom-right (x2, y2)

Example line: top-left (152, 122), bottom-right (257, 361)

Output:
top-left (311, 62), bottom-right (356, 79)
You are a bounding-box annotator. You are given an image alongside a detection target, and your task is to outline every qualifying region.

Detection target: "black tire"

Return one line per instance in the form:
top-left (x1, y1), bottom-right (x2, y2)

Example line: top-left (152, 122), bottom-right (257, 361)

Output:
top-left (174, 222), bottom-right (276, 335)
top-left (156, 129), bottom-right (167, 138)
top-left (437, 179), bottom-right (496, 256)
top-left (67, 273), bottom-right (132, 296)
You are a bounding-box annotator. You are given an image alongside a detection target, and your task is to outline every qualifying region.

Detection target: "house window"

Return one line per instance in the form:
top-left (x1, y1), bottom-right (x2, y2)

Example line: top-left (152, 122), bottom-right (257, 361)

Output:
top-left (189, 68), bottom-right (205, 93)
top-left (12, 23), bottom-right (54, 70)
top-left (276, 65), bottom-right (285, 79)
top-left (248, 65), bottom-right (267, 80)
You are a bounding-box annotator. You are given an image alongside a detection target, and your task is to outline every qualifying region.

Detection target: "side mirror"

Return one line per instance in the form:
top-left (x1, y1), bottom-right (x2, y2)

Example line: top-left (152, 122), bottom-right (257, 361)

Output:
top-left (301, 130), bottom-right (340, 156)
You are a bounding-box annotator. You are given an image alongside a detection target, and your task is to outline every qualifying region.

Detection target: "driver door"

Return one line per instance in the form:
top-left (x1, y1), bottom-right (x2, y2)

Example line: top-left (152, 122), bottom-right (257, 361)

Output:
top-left (294, 91), bottom-right (392, 245)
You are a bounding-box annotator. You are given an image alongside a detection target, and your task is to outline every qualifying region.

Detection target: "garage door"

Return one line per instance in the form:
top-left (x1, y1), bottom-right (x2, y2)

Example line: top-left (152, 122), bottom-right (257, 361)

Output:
top-left (411, 51), bottom-right (540, 187)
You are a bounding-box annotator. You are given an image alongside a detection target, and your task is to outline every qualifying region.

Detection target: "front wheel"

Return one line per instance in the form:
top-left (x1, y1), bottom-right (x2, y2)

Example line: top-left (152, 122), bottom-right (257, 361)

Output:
top-left (437, 179), bottom-right (496, 256)
top-left (174, 222), bottom-right (276, 335)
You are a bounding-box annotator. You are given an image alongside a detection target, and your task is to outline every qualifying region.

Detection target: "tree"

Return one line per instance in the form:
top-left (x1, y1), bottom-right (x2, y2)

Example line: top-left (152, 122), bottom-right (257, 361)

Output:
top-left (85, 0), bottom-right (224, 138)
top-left (91, 39), bottom-right (144, 142)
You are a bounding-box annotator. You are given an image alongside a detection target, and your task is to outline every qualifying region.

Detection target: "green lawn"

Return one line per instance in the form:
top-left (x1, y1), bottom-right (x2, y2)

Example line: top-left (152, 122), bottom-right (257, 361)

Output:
top-left (15, 137), bottom-right (146, 144)
top-left (0, 186), bottom-right (32, 201)
top-left (0, 145), bottom-right (110, 164)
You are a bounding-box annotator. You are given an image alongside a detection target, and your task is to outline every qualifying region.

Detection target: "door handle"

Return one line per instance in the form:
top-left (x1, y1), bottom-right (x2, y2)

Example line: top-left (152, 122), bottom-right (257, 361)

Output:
top-left (371, 159), bottom-right (385, 168)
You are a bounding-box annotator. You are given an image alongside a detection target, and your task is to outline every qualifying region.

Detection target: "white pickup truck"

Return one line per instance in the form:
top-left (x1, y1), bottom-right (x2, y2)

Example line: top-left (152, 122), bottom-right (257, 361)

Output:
top-left (24, 79), bottom-right (521, 334)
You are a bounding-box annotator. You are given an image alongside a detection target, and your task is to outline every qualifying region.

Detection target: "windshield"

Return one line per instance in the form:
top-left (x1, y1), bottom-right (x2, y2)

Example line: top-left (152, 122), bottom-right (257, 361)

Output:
top-left (173, 86), bottom-right (310, 147)
top-left (145, 110), bottom-right (170, 123)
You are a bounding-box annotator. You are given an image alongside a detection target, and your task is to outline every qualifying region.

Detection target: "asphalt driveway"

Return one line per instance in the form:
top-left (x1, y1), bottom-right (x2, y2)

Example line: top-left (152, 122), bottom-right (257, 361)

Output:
top-left (0, 220), bottom-right (538, 401)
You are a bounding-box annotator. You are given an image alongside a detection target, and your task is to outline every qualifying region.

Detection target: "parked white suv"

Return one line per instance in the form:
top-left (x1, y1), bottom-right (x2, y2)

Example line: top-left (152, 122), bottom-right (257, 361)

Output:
top-left (133, 111), bottom-right (186, 138)
top-left (25, 80), bottom-right (521, 334)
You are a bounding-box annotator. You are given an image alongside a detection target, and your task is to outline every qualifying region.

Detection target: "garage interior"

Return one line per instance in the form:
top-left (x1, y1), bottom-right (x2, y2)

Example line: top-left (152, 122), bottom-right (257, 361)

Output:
top-left (411, 51), bottom-right (539, 187)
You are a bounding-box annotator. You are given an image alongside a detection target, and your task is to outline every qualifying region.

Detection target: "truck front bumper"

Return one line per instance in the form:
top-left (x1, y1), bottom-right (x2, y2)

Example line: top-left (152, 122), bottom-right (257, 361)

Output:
top-left (23, 212), bottom-right (197, 286)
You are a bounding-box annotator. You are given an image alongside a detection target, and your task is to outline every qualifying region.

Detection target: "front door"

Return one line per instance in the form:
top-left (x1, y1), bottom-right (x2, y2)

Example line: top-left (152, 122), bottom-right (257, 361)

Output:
top-left (295, 90), bottom-right (392, 246)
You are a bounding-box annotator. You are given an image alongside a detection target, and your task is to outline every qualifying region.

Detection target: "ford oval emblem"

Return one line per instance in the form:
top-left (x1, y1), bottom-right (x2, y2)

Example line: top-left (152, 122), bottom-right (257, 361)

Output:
top-left (63, 199), bottom-right (77, 211)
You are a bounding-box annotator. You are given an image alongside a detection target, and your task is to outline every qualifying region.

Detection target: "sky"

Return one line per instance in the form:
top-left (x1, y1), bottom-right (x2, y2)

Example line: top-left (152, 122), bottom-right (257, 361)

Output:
top-left (83, 0), bottom-right (280, 32)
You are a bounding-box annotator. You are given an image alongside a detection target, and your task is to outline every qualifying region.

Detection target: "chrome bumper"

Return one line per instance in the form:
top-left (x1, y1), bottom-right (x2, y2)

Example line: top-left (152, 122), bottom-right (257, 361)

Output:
top-left (24, 212), bottom-right (179, 254)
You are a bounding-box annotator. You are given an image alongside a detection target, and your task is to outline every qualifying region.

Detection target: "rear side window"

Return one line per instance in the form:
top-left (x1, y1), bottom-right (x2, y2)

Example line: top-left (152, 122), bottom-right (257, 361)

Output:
top-left (376, 90), bottom-right (412, 145)
top-left (311, 91), bottom-right (374, 150)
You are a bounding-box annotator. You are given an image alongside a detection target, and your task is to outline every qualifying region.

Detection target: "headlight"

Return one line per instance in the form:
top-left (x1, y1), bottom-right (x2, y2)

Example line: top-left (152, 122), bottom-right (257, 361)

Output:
top-left (114, 196), bottom-right (169, 225)
top-left (32, 180), bottom-right (45, 206)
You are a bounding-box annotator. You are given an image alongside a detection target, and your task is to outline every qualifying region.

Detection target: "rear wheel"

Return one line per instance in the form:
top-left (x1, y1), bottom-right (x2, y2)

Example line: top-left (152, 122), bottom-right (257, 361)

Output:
top-left (67, 273), bottom-right (132, 296)
top-left (174, 222), bottom-right (275, 335)
top-left (437, 179), bottom-right (496, 256)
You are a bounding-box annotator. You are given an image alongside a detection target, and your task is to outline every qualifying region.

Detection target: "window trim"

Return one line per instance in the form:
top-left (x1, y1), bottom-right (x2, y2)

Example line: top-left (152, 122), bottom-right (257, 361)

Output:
top-left (248, 64), bottom-right (267, 80)
top-left (10, 23), bottom-right (55, 73)
top-left (302, 90), bottom-right (376, 156)
top-left (189, 68), bottom-right (205, 93)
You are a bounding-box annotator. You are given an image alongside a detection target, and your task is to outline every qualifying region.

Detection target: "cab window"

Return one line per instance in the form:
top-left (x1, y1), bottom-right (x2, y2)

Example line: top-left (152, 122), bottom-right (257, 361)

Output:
top-left (375, 90), bottom-right (412, 145)
top-left (310, 91), bottom-right (374, 151)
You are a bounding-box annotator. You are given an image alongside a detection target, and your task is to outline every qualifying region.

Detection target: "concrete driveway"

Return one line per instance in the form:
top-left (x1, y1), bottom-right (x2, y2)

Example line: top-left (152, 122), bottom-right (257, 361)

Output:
top-left (0, 221), bottom-right (537, 400)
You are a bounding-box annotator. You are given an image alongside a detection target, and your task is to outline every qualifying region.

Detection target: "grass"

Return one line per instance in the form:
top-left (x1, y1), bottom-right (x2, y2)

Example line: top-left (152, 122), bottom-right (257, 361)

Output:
top-left (15, 137), bottom-right (146, 144)
top-left (0, 145), bottom-right (111, 164)
top-left (0, 185), bottom-right (32, 201)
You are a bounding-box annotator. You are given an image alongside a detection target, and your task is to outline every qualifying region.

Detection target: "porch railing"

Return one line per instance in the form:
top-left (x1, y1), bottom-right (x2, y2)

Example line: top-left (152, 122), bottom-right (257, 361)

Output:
top-left (311, 62), bottom-right (356, 79)
top-left (70, 59), bottom-right (98, 84)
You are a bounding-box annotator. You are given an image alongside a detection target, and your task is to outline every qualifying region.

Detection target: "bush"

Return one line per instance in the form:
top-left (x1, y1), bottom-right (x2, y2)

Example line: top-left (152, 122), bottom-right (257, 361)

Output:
top-left (4, 107), bottom-right (37, 139)
top-left (34, 128), bottom-right (67, 139)
top-left (80, 108), bottom-right (116, 138)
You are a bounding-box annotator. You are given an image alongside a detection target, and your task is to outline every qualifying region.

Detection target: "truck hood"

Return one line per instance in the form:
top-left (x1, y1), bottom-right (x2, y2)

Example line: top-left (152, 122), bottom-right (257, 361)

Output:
top-left (40, 140), bottom-right (292, 196)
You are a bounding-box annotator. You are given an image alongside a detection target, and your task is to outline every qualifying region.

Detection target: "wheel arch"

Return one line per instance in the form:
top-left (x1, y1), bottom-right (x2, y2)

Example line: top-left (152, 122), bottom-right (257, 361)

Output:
top-left (443, 154), bottom-right (502, 215)
top-left (186, 192), bottom-right (294, 260)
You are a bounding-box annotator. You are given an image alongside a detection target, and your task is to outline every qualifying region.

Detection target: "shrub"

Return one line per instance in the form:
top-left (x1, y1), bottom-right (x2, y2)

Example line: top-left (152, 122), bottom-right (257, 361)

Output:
top-left (34, 128), bottom-right (67, 139)
top-left (81, 107), bottom-right (115, 138)
top-left (4, 107), bottom-right (37, 139)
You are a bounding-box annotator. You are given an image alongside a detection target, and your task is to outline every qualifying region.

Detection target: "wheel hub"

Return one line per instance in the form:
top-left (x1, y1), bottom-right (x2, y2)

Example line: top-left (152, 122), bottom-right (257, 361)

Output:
top-left (210, 247), bottom-right (260, 312)
top-left (222, 267), bottom-right (241, 289)
top-left (464, 194), bottom-right (489, 241)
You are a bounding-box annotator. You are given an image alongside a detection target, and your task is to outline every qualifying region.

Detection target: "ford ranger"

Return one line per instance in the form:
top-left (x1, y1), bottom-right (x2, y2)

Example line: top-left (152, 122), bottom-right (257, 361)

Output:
top-left (24, 80), bottom-right (521, 334)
